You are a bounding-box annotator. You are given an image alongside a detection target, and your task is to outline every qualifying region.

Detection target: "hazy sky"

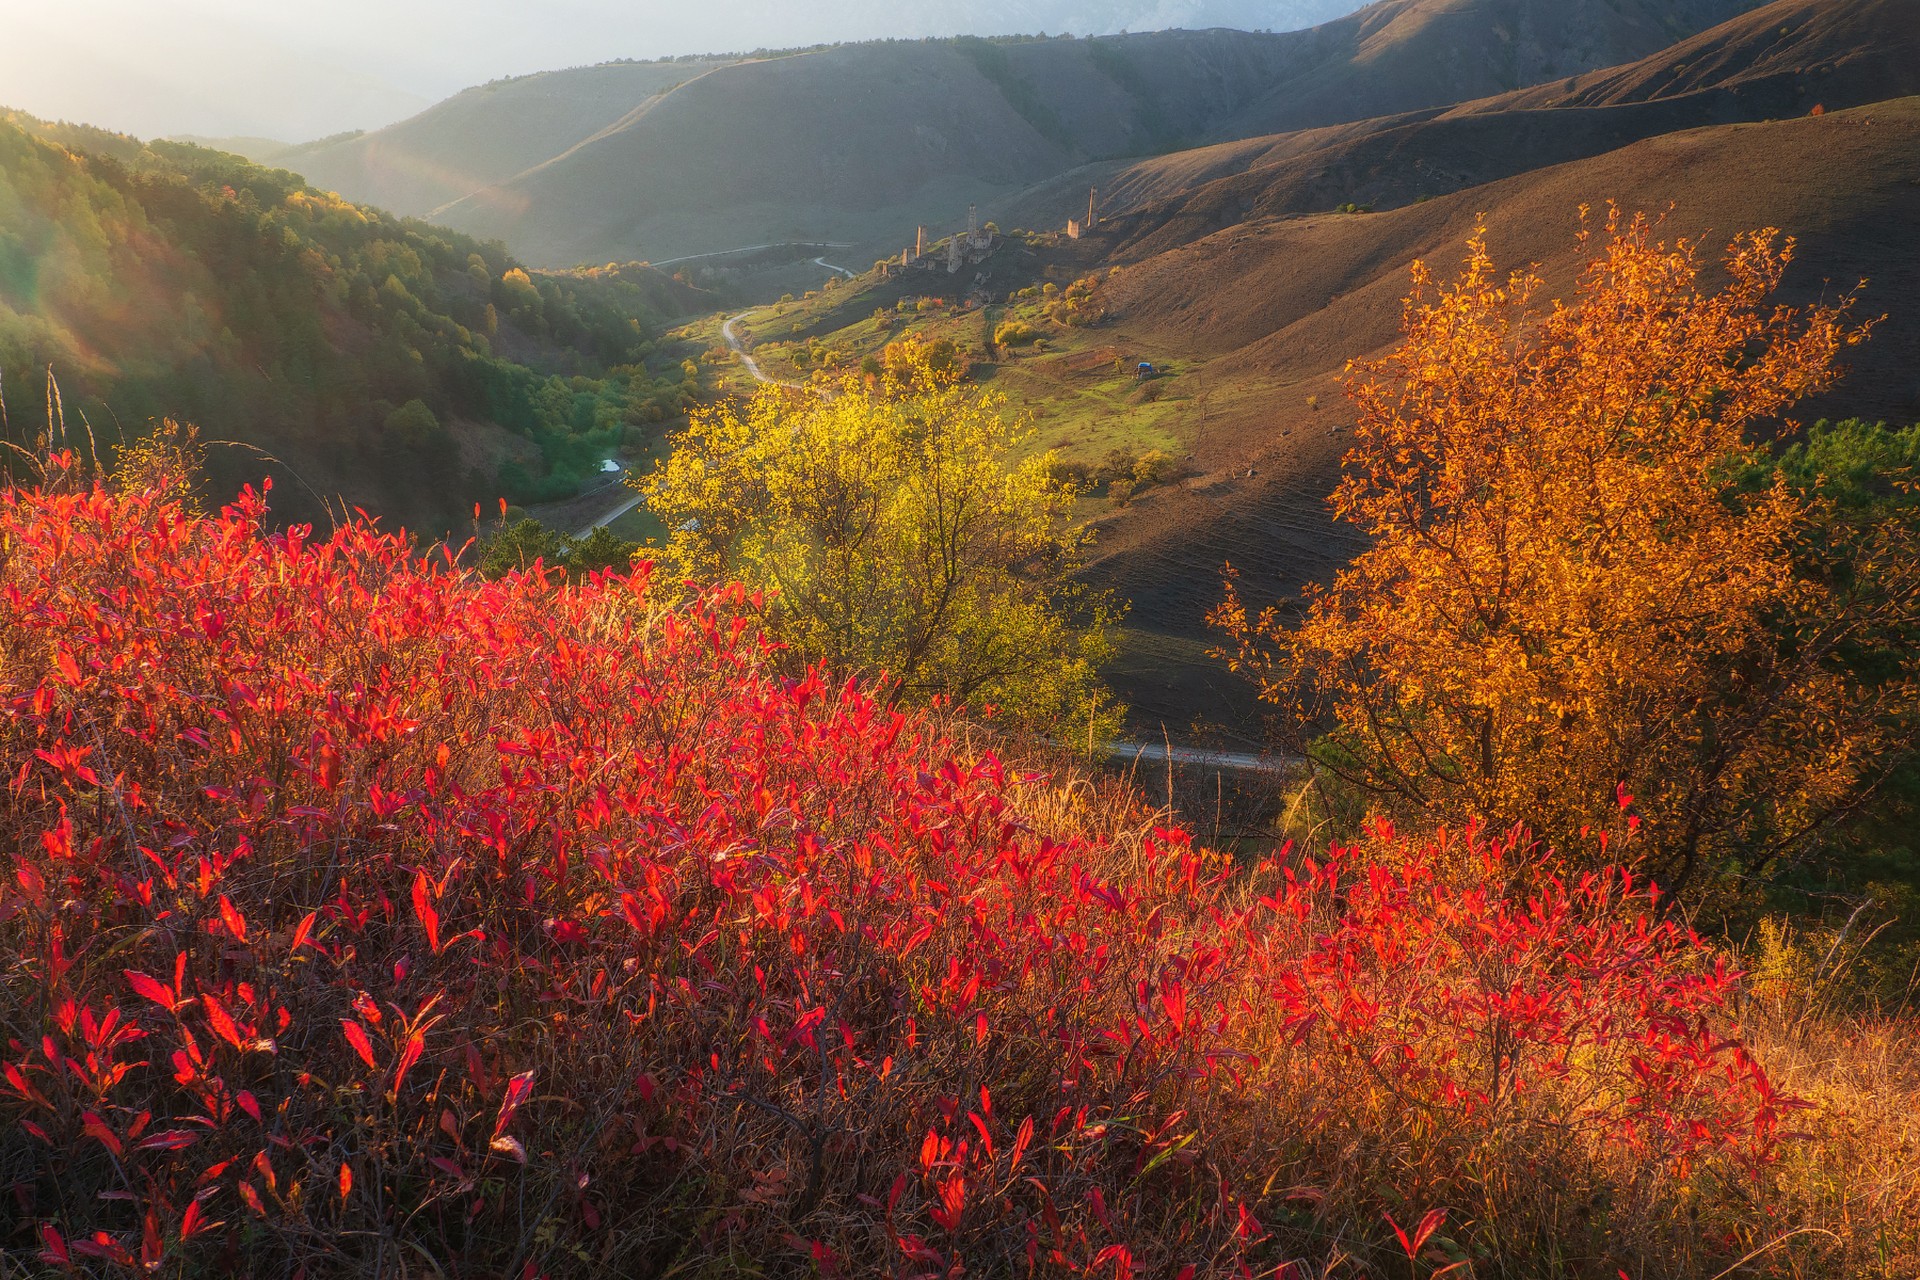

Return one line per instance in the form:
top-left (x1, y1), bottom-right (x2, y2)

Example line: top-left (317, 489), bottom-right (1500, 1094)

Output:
top-left (0, 0), bottom-right (1359, 143)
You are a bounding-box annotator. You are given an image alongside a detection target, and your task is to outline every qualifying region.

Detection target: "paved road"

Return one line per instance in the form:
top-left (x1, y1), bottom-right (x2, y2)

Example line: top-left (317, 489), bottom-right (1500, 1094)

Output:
top-left (558, 461), bottom-right (647, 538)
top-left (813, 256), bottom-right (856, 279)
top-left (651, 241), bottom-right (855, 269)
top-left (1099, 740), bottom-right (1300, 776)
top-left (585, 491), bottom-right (645, 534)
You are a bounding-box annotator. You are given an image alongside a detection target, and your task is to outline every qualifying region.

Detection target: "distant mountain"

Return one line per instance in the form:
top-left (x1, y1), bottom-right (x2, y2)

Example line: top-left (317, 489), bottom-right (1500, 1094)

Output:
top-left (288, 62), bottom-right (736, 223)
top-left (280, 8), bottom-right (1371, 227)
top-left (1201, 0), bottom-right (1780, 139)
top-left (0, 115), bottom-right (709, 532)
top-left (1053, 0), bottom-right (1920, 260)
top-left (279, 0), bottom-right (1769, 269)
top-left (428, 33), bottom-right (1297, 266)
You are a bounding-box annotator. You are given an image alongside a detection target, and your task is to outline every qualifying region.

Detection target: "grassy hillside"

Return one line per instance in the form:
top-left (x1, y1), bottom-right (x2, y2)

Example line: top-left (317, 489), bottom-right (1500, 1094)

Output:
top-left (391, 0), bottom-right (1767, 269)
top-left (286, 60), bottom-right (738, 221)
top-left (0, 114), bottom-right (714, 533)
top-left (429, 36), bottom-right (1246, 268)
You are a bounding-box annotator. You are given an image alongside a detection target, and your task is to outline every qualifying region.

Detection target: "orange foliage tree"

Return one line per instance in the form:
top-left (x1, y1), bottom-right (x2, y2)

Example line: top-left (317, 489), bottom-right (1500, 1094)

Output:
top-left (1216, 210), bottom-right (1919, 898)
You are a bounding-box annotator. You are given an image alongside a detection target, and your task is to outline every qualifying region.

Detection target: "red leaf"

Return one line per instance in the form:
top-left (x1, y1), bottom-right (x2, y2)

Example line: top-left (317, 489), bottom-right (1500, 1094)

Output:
top-left (142, 1207), bottom-right (163, 1270)
top-left (38, 1225), bottom-right (69, 1267)
top-left (411, 870), bottom-right (440, 954)
top-left (1385, 1209), bottom-right (1444, 1261)
top-left (202, 992), bottom-right (245, 1051)
top-left (1413, 1208), bottom-right (1446, 1256)
top-left (137, 1129), bottom-right (204, 1152)
top-left (493, 1069), bottom-right (535, 1140)
top-left (342, 1020), bottom-right (378, 1071)
top-left (81, 1111), bottom-right (122, 1155)
top-left (314, 743), bottom-right (341, 792)
top-left (392, 1027), bottom-right (426, 1098)
top-left (1161, 979), bottom-right (1187, 1033)
top-left (180, 1197), bottom-right (222, 1240)
top-left (217, 895), bottom-right (247, 944)
top-left (1010, 1115), bottom-right (1034, 1172)
top-left (967, 1111), bottom-right (993, 1159)
top-left (124, 969), bottom-right (177, 1011)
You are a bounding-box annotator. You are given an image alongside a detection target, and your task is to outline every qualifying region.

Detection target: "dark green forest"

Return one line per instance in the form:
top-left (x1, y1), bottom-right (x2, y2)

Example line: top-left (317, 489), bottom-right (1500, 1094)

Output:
top-left (0, 112), bottom-right (710, 532)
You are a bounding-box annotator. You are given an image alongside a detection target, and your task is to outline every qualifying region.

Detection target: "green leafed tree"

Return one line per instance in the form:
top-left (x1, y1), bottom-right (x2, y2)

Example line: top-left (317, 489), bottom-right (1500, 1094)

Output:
top-left (643, 338), bottom-right (1121, 735)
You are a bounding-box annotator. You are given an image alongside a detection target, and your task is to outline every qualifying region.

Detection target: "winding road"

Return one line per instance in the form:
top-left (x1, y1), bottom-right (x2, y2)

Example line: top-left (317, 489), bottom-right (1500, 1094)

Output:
top-left (722, 312), bottom-right (800, 388)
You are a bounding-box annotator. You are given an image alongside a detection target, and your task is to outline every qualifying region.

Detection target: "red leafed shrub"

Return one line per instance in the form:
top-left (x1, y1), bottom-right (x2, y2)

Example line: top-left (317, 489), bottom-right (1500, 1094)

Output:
top-left (0, 469), bottom-right (1787, 1277)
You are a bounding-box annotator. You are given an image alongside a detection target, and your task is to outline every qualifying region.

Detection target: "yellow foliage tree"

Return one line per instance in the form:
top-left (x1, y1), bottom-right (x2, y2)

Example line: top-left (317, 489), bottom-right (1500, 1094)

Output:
top-left (643, 338), bottom-right (1122, 735)
top-left (1215, 210), bottom-right (1918, 897)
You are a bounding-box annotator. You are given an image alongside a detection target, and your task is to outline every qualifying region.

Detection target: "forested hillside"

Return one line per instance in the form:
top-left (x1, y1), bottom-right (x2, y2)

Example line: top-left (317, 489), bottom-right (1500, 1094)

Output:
top-left (0, 114), bottom-right (709, 532)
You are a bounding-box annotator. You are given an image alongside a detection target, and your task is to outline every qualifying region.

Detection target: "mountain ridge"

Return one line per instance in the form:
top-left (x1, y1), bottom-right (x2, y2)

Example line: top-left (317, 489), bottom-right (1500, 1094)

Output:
top-left (1019, 0), bottom-right (1919, 264)
top-left (281, 0), bottom-right (1772, 268)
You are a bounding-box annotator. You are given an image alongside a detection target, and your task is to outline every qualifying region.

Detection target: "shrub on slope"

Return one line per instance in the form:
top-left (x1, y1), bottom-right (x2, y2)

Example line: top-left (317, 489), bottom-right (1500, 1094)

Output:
top-left (0, 467), bottom-right (1784, 1276)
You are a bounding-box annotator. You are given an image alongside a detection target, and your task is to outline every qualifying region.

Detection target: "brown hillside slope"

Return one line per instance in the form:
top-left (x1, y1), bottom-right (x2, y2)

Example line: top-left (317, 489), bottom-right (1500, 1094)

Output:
top-left (285, 60), bottom-right (735, 220)
top-left (1081, 99), bottom-right (1920, 730)
top-left (1051, 0), bottom-right (1919, 262)
top-left (424, 0), bottom-right (1765, 268)
top-left (1211, 0), bottom-right (1768, 139)
top-left (1485, 0), bottom-right (1920, 111)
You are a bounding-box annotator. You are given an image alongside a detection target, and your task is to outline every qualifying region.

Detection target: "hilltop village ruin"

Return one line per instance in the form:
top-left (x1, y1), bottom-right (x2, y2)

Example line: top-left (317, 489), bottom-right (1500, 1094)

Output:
top-left (892, 188), bottom-right (1102, 277)
top-left (895, 205), bottom-right (998, 276)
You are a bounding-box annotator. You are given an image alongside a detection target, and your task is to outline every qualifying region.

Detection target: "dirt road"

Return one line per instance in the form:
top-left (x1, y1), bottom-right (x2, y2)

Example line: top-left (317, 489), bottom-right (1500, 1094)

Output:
top-left (722, 312), bottom-right (799, 387)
